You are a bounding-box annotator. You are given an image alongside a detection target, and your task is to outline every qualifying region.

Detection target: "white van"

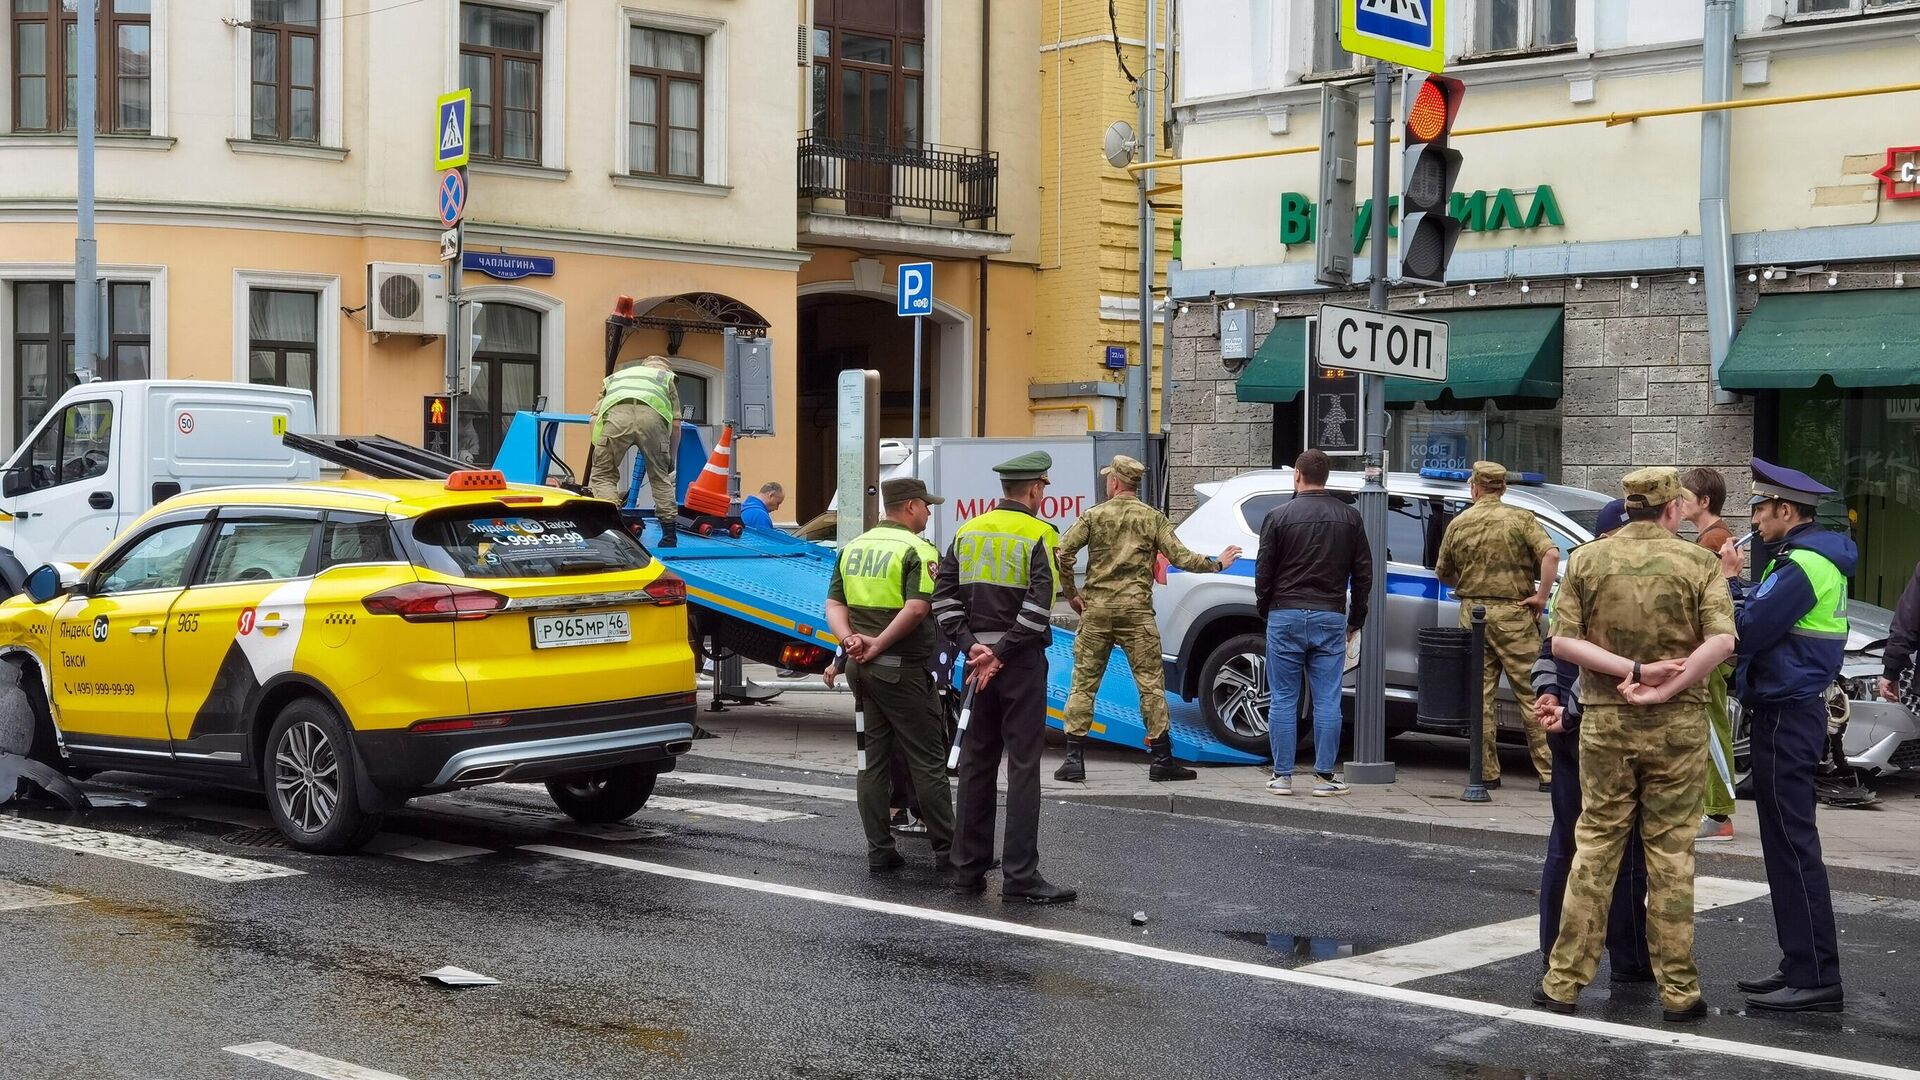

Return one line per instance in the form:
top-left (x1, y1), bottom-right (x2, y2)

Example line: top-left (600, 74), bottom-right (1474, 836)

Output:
top-left (0, 381), bottom-right (317, 590)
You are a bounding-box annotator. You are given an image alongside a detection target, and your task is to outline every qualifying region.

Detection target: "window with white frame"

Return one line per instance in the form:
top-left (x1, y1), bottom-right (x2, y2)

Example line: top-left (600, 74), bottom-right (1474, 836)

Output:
top-left (1788, 0), bottom-right (1920, 16)
top-left (247, 288), bottom-right (318, 409)
top-left (1312, 0), bottom-right (1358, 74)
top-left (628, 25), bottom-right (704, 180)
top-left (460, 2), bottom-right (543, 164)
top-left (10, 0), bottom-right (151, 133)
top-left (1472, 0), bottom-right (1575, 55)
top-left (248, 0), bottom-right (320, 143)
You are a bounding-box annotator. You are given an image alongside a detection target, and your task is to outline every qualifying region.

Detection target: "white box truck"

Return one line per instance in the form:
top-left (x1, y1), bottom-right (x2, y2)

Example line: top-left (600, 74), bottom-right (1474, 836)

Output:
top-left (0, 381), bottom-right (317, 591)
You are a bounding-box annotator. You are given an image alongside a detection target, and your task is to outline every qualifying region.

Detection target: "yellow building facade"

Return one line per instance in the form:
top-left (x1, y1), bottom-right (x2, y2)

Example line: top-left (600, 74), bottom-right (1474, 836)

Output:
top-left (1033, 0), bottom-right (1178, 435)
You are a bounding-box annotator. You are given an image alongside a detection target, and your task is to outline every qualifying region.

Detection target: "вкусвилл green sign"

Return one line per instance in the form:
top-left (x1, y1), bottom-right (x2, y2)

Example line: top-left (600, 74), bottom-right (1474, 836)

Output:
top-left (1281, 186), bottom-right (1565, 252)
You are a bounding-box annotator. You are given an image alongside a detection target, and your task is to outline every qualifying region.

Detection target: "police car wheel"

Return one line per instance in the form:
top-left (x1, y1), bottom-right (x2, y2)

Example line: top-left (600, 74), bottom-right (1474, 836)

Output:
top-left (265, 699), bottom-right (383, 854)
top-left (1199, 633), bottom-right (1275, 755)
top-left (546, 765), bottom-right (658, 824)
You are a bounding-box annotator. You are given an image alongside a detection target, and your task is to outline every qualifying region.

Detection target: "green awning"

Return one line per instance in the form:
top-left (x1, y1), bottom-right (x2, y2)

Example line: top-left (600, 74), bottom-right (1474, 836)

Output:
top-left (1719, 289), bottom-right (1920, 390)
top-left (1235, 306), bottom-right (1564, 405)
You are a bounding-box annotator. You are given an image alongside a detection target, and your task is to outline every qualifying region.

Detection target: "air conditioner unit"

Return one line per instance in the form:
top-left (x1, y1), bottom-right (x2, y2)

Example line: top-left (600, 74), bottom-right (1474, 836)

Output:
top-left (366, 262), bottom-right (449, 336)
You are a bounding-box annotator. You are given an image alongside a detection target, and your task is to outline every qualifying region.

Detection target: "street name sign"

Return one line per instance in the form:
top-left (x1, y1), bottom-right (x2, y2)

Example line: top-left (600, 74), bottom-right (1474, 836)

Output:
top-left (1341, 0), bottom-right (1446, 74)
top-left (1317, 303), bottom-right (1449, 382)
top-left (436, 90), bottom-right (472, 170)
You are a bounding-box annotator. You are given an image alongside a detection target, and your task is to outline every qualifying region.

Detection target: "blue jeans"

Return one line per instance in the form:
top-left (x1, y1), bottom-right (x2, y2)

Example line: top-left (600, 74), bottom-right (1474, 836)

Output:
top-left (1265, 609), bottom-right (1347, 777)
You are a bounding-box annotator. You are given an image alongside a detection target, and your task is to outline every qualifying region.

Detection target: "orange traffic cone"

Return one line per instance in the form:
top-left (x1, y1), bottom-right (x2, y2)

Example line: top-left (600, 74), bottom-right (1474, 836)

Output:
top-left (681, 424), bottom-right (733, 518)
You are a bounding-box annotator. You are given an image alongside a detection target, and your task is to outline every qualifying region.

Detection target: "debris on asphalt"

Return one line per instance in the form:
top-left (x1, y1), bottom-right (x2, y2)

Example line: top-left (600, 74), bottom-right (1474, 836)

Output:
top-left (422, 966), bottom-right (499, 987)
top-left (1130, 911), bottom-right (1149, 926)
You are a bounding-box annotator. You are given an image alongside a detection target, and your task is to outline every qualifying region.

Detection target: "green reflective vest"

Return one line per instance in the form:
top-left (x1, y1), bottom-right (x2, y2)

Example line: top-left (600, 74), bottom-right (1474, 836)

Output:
top-left (839, 526), bottom-right (938, 610)
top-left (953, 507), bottom-right (1060, 607)
top-left (594, 364), bottom-right (675, 438)
top-left (1763, 548), bottom-right (1850, 641)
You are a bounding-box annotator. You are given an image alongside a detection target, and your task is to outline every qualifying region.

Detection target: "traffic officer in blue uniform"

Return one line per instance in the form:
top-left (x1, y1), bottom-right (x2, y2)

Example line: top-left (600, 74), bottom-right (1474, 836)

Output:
top-left (933, 451), bottom-right (1075, 904)
top-left (1719, 458), bottom-right (1849, 1014)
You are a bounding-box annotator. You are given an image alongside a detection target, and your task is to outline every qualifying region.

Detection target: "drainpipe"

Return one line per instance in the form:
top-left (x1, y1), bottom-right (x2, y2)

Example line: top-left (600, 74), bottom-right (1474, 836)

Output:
top-left (1702, 0), bottom-right (1736, 402)
top-left (975, 1), bottom-right (991, 436)
top-left (75, 0), bottom-right (99, 373)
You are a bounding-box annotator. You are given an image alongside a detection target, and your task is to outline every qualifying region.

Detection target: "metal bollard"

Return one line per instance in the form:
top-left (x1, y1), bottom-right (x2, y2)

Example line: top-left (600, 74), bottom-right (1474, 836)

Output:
top-left (1461, 604), bottom-right (1491, 803)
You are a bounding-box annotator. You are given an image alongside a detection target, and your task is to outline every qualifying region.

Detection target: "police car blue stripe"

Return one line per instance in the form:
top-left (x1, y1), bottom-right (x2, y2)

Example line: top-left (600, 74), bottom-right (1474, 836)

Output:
top-left (1167, 562), bottom-right (1453, 601)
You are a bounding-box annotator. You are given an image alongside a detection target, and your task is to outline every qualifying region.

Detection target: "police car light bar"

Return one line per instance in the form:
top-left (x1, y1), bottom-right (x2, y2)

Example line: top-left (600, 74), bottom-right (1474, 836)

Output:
top-left (1419, 467), bottom-right (1547, 486)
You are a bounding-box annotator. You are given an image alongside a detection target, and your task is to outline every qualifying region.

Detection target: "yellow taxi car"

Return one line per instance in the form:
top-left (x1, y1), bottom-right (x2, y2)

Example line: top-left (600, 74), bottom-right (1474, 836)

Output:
top-left (0, 470), bottom-right (696, 852)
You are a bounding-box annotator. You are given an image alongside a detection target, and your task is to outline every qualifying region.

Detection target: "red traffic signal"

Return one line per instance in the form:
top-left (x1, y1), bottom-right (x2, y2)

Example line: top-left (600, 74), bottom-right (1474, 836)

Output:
top-left (1399, 73), bottom-right (1465, 288)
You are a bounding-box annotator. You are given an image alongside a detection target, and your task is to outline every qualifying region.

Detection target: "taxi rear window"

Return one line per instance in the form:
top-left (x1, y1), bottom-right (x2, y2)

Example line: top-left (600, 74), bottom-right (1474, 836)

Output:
top-left (412, 505), bottom-right (650, 579)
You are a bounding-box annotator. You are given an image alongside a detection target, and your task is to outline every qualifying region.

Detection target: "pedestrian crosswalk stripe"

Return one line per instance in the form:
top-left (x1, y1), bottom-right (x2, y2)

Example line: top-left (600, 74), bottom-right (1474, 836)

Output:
top-left (523, 846), bottom-right (1920, 1080)
top-left (0, 816), bottom-right (302, 882)
top-left (0, 880), bottom-right (83, 912)
top-left (644, 795), bottom-right (813, 822)
top-left (1300, 876), bottom-right (1771, 986)
top-left (224, 1042), bottom-right (412, 1080)
top-left (661, 773), bottom-right (858, 803)
top-left (359, 834), bottom-right (493, 863)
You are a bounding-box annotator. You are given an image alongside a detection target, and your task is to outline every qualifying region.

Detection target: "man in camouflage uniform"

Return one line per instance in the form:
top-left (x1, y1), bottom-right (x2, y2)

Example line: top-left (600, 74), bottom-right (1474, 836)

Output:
top-left (1533, 467), bottom-right (1738, 1024)
top-left (1053, 455), bottom-right (1242, 783)
top-left (1435, 461), bottom-right (1560, 789)
top-left (590, 356), bottom-right (682, 545)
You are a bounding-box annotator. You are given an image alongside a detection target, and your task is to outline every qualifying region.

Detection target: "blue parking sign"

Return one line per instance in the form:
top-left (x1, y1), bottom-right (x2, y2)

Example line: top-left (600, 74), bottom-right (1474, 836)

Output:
top-left (896, 261), bottom-right (933, 317)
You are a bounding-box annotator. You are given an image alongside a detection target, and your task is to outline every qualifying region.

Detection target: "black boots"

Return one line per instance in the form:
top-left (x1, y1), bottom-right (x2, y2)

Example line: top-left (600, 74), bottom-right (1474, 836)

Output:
top-left (657, 518), bottom-right (678, 548)
top-left (1053, 737), bottom-right (1087, 782)
top-left (1148, 735), bottom-right (1196, 782)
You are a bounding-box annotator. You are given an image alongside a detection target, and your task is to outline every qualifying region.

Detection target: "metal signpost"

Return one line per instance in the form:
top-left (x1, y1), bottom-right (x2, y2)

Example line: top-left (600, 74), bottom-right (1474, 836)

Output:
top-left (896, 262), bottom-right (934, 477)
top-left (1336, 0), bottom-right (1448, 785)
top-left (436, 90), bottom-right (471, 460)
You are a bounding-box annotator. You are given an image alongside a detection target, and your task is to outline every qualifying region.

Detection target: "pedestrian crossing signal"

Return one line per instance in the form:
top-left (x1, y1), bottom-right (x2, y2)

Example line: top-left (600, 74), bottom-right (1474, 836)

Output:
top-left (1398, 73), bottom-right (1465, 288)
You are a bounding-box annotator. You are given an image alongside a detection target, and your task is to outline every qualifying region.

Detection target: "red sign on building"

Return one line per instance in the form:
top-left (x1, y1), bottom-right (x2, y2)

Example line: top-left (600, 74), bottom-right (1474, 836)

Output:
top-left (1873, 146), bottom-right (1920, 201)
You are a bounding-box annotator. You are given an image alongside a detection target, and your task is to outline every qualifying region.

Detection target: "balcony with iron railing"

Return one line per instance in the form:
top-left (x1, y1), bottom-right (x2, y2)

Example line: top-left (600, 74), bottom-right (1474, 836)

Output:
top-left (796, 132), bottom-right (1011, 256)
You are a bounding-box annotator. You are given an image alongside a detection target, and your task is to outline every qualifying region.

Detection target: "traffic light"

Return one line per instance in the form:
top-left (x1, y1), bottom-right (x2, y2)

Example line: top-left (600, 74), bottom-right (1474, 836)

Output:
top-left (1398, 72), bottom-right (1465, 288)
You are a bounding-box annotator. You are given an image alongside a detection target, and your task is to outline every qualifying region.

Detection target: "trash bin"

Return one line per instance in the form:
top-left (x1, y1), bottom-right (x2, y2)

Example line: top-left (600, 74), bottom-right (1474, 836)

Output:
top-left (1416, 626), bottom-right (1472, 735)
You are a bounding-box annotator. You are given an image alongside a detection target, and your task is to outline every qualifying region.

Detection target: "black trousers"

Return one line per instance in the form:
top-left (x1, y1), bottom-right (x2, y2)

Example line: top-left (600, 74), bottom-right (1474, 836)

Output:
top-left (1540, 727), bottom-right (1651, 972)
top-left (951, 647), bottom-right (1047, 888)
top-left (1749, 697), bottom-right (1842, 989)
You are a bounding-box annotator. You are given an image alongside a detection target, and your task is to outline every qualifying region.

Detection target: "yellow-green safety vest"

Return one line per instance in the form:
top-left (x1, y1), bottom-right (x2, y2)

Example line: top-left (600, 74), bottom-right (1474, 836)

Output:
top-left (839, 527), bottom-right (938, 609)
top-left (1763, 548), bottom-right (1850, 640)
top-left (594, 364), bottom-right (675, 438)
top-left (953, 507), bottom-right (1060, 607)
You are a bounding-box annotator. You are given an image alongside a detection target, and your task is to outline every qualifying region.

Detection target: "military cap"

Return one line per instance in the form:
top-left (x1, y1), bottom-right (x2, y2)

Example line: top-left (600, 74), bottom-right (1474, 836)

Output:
top-left (993, 451), bottom-right (1052, 481)
top-left (1748, 456), bottom-right (1834, 507)
top-left (882, 476), bottom-right (944, 507)
top-left (1471, 461), bottom-right (1508, 488)
top-left (1101, 454), bottom-right (1144, 485)
top-left (641, 355), bottom-right (673, 371)
top-left (1594, 498), bottom-right (1628, 536)
top-left (1621, 466), bottom-right (1685, 508)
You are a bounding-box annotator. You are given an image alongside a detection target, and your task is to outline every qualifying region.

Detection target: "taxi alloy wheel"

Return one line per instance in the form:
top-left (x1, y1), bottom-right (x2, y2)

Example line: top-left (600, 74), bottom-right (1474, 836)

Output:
top-left (264, 698), bottom-right (383, 853)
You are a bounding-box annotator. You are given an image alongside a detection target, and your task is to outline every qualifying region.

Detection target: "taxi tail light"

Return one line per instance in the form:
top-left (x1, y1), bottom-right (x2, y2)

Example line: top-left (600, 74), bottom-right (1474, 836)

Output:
top-left (363, 582), bottom-right (508, 622)
top-left (410, 715), bottom-right (512, 734)
top-left (644, 575), bottom-right (687, 606)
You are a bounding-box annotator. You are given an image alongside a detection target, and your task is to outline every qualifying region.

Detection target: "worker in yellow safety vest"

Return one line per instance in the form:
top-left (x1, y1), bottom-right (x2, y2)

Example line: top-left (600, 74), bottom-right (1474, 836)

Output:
top-left (591, 356), bottom-right (680, 546)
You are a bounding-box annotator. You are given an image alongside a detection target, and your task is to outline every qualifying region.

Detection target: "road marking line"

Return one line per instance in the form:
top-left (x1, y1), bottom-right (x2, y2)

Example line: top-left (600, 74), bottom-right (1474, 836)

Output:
top-left (0, 817), bottom-right (302, 882)
top-left (359, 834), bottom-right (494, 863)
top-left (522, 846), bottom-right (1919, 1080)
top-left (662, 773), bottom-right (858, 803)
top-left (643, 795), bottom-right (814, 822)
top-left (1302, 876), bottom-right (1772, 986)
top-left (0, 880), bottom-right (83, 912)
top-left (223, 1042), bottom-right (411, 1080)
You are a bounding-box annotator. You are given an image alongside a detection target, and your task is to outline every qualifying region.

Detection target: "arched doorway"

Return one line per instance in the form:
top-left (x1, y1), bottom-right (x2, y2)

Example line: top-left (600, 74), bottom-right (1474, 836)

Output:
top-left (796, 286), bottom-right (968, 516)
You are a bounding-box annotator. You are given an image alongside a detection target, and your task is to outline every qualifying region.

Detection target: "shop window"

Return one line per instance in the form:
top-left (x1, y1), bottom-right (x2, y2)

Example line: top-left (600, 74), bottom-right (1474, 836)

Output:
top-left (460, 2), bottom-right (542, 164)
top-left (1391, 401), bottom-right (1562, 483)
top-left (1472, 0), bottom-right (1575, 56)
top-left (12, 280), bottom-right (150, 446)
top-left (10, 0), bottom-right (150, 133)
top-left (461, 303), bottom-right (541, 464)
top-left (247, 288), bottom-right (319, 412)
top-left (249, 0), bottom-right (320, 143)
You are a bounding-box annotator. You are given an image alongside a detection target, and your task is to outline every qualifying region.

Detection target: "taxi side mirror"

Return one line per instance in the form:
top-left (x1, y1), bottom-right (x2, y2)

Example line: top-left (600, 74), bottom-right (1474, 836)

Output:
top-left (23, 563), bottom-right (82, 604)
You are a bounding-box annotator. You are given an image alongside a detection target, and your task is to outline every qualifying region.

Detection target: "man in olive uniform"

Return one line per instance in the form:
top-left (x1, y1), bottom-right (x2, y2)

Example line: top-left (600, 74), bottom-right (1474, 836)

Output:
top-left (1435, 461), bottom-right (1561, 789)
top-left (590, 356), bottom-right (681, 545)
top-left (1534, 467), bottom-right (1737, 1023)
top-left (1054, 454), bottom-right (1241, 783)
top-left (934, 451), bottom-right (1074, 904)
top-left (825, 477), bottom-right (956, 874)
top-left (1722, 459), bottom-right (1849, 1013)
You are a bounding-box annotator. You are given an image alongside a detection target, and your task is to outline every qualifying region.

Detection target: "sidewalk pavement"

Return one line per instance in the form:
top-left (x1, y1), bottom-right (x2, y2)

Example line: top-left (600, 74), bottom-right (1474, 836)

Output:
top-left (689, 675), bottom-right (1920, 899)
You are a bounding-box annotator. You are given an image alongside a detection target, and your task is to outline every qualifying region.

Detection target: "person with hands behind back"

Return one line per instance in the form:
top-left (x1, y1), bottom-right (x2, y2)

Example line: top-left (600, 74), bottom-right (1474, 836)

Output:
top-left (1533, 468), bottom-right (1737, 1025)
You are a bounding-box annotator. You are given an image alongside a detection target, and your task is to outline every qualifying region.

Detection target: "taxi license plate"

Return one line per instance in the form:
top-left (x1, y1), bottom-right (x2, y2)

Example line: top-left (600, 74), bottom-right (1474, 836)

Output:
top-left (530, 611), bottom-right (631, 649)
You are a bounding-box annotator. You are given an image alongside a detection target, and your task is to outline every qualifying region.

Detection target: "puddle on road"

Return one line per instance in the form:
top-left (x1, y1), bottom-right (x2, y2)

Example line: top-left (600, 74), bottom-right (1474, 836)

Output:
top-left (1219, 930), bottom-right (1363, 961)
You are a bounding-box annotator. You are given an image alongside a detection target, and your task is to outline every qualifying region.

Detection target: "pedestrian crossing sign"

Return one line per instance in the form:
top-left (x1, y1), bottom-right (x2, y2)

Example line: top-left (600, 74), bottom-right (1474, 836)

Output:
top-left (1341, 0), bottom-right (1447, 73)
top-left (435, 89), bottom-right (472, 170)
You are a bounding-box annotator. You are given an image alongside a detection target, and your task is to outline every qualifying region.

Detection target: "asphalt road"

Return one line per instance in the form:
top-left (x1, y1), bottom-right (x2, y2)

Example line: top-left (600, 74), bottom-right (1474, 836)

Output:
top-left (2, 760), bottom-right (1915, 1080)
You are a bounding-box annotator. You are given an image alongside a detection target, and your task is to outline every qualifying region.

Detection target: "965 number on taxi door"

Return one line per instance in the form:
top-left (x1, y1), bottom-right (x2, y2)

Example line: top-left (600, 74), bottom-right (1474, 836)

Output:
top-left (530, 611), bottom-right (631, 649)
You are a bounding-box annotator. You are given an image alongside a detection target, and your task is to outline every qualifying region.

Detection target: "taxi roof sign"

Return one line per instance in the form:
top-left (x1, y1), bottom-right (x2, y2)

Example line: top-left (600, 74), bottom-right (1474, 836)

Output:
top-left (1342, 0), bottom-right (1447, 74)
